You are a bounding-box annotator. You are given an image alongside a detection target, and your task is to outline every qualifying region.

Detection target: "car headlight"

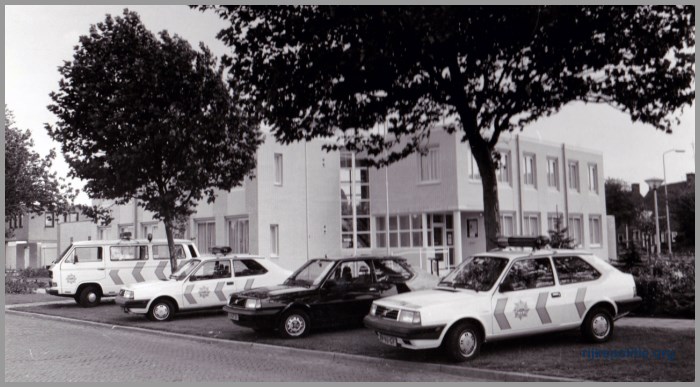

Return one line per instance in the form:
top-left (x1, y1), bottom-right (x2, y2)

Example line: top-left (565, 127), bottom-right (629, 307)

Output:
top-left (370, 304), bottom-right (377, 316)
top-left (398, 310), bottom-right (421, 324)
top-left (123, 290), bottom-right (134, 300)
top-left (245, 299), bottom-right (261, 309)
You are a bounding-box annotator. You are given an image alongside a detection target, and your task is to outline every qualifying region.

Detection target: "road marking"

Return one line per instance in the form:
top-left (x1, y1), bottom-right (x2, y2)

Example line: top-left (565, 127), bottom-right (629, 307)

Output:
top-left (184, 285), bottom-right (196, 304)
top-left (109, 270), bottom-right (124, 285)
top-left (575, 287), bottom-right (587, 318)
top-left (132, 262), bottom-right (146, 282)
top-left (536, 292), bottom-right (552, 324)
top-left (494, 298), bottom-right (511, 330)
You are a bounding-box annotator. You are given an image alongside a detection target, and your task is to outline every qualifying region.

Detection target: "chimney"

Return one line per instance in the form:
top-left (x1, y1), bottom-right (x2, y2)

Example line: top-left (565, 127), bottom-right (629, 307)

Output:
top-left (686, 173), bottom-right (695, 186)
top-left (631, 183), bottom-right (640, 195)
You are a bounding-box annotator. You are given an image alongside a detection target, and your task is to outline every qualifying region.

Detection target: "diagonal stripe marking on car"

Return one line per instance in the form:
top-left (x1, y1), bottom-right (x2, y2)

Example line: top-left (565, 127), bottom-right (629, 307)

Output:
top-left (132, 262), bottom-right (146, 282)
top-left (494, 298), bottom-right (511, 330)
top-left (244, 279), bottom-right (254, 290)
top-left (184, 284), bottom-right (196, 304)
top-left (154, 261), bottom-right (167, 280)
top-left (109, 270), bottom-right (123, 285)
top-left (536, 292), bottom-right (552, 324)
top-left (575, 287), bottom-right (587, 318)
top-left (214, 282), bottom-right (226, 301)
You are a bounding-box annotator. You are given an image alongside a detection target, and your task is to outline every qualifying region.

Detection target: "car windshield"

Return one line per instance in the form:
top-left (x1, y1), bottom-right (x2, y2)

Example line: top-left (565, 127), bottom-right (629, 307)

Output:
top-left (284, 260), bottom-right (335, 287)
top-left (170, 259), bottom-right (200, 280)
top-left (438, 256), bottom-right (509, 291)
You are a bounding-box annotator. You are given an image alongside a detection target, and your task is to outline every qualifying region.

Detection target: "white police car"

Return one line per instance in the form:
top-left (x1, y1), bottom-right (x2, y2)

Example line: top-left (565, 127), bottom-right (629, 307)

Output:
top-left (116, 247), bottom-right (291, 321)
top-left (364, 236), bottom-right (642, 361)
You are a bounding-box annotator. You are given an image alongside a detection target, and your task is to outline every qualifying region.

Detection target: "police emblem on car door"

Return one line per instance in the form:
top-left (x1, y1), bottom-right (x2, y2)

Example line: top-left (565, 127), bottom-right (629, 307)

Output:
top-left (183, 259), bottom-right (234, 309)
top-left (492, 257), bottom-right (562, 335)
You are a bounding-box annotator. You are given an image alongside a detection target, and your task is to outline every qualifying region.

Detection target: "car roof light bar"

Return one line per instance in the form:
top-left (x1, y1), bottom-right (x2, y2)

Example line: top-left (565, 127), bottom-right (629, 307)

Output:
top-left (496, 236), bottom-right (550, 250)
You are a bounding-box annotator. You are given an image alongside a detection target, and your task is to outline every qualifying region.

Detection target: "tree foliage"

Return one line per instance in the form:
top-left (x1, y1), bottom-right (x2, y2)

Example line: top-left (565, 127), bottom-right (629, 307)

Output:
top-left (670, 189), bottom-right (695, 248)
top-left (5, 105), bottom-right (77, 238)
top-left (547, 214), bottom-right (575, 249)
top-left (200, 5), bottom-right (694, 250)
top-left (605, 178), bottom-right (644, 228)
top-left (46, 10), bottom-right (262, 269)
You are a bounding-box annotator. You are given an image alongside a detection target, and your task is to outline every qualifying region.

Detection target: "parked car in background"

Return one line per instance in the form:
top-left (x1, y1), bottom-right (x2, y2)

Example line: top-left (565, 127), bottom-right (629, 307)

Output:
top-left (224, 256), bottom-right (437, 338)
top-left (116, 249), bottom-right (291, 321)
top-left (364, 236), bottom-right (642, 361)
top-left (46, 234), bottom-right (199, 307)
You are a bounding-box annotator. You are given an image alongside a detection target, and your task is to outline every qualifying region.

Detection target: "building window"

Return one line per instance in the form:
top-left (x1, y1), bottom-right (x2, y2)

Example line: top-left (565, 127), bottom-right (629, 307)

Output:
top-left (118, 225), bottom-right (134, 238)
top-left (45, 213), bottom-right (55, 228)
top-left (589, 215), bottom-right (602, 247)
top-left (10, 215), bottom-right (23, 229)
top-left (196, 221), bottom-right (216, 254)
top-left (547, 157), bottom-right (559, 189)
top-left (523, 213), bottom-right (540, 236)
top-left (377, 214), bottom-right (423, 249)
top-left (340, 152), bottom-right (371, 249)
top-left (274, 153), bottom-right (283, 186)
top-left (523, 154), bottom-right (536, 187)
top-left (270, 224), bottom-right (279, 256)
top-left (588, 163), bottom-right (599, 194)
top-left (418, 146), bottom-right (440, 183)
top-left (568, 215), bottom-right (583, 246)
top-left (468, 152), bottom-right (480, 180)
top-left (568, 161), bottom-right (580, 191)
top-left (496, 151), bottom-right (511, 185)
top-left (500, 213), bottom-right (515, 236)
top-left (142, 223), bottom-right (158, 238)
top-left (228, 217), bottom-right (249, 254)
top-left (547, 213), bottom-right (565, 233)
top-left (98, 227), bottom-right (109, 240)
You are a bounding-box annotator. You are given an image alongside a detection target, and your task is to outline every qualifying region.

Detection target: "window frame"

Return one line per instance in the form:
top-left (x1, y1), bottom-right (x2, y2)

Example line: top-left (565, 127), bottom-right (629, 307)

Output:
top-left (546, 157), bottom-right (559, 189)
top-left (274, 153), bottom-right (283, 186)
top-left (109, 245), bottom-right (149, 262)
top-left (499, 212), bottom-right (516, 237)
top-left (499, 257), bottom-right (556, 292)
top-left (523, 213), bottom-right (540, 236)
top-left (270, 224), bottom-right (279, 257)
top-left (523, 153), bottom-right (537, 187)
top-left (552, 256), bottom-right (602, 285)
top-left (45, 213), bottom-right (55, 228)
top-left (418, 146), bottom-right (440, 183)
top-left (496, 150), bottom-right (511, 186)
top-left (588, 163), bottom-right (599, 194)
top-left (568, 161), bottom-right (580, 192)
top-left (588, 215), bottom-right (603, 247)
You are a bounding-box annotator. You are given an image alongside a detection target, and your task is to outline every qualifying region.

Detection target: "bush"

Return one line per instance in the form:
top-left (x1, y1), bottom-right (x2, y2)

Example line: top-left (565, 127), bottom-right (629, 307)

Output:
top-left (17, 267), bottom-right (51, 278)
top-left (631, 259), bottom-right (695, 319)
top-left (4, 278), bottom-right (41, 294)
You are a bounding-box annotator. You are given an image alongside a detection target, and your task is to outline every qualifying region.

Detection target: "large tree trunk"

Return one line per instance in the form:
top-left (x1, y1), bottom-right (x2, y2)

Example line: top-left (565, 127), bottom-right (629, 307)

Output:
top-left (469, 141), bottom-right (501, 251)
top-left (163, 215), bottom-right (178, 272)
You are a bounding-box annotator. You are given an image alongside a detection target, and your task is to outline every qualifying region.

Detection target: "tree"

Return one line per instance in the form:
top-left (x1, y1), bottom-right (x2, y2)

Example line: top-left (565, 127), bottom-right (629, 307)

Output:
top-left (547, 214), bottom-right (574, 249)
top-left (5, 105), bottom-right (77, 238)
top-left (605, 178), bottom-right (645, 246)
top-left (46, 10), bottom-right (262, 270)
top-left (670, 189), bottom-right (694, 249)
top-left (199, 5), bottom-right (694, 250)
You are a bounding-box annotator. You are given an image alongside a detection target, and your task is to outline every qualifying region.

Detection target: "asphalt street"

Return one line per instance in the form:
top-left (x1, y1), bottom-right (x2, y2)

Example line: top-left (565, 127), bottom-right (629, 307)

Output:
top-left (4, 313), bottom-right (486, 382)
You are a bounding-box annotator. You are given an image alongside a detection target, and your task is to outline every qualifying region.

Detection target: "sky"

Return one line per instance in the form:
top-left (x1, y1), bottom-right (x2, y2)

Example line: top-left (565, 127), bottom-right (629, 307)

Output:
top-left (5, 5), bottom-right (696, 204)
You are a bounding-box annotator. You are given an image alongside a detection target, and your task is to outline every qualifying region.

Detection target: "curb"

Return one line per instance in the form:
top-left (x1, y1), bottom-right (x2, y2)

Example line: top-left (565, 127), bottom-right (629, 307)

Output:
top-left (6, 308), bottom-right (582, 382)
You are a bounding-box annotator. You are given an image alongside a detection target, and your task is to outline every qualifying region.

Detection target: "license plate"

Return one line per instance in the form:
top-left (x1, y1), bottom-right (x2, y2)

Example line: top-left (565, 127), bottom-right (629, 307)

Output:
top-left (377, 332), bottom-right (398, 346)
top-left (229, 313), bottom-right (239, 321)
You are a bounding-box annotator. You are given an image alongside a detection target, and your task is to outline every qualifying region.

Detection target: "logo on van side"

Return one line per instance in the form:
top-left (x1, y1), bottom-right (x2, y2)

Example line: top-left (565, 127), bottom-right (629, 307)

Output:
top-left (66, 274), bottom-right (76, 284)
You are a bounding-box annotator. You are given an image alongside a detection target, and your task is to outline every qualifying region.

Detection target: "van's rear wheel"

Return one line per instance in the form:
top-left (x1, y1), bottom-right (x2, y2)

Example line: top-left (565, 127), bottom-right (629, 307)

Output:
top-left (77, 285), bottom-right (101, 308)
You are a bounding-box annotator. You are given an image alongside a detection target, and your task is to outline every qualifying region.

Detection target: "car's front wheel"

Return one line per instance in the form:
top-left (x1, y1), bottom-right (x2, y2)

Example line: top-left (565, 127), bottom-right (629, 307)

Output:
top-left (582, 306), bottom-right (614, 343)
top-left (278, 309), bottom-right (310, 338)
top-left (148, 299), bottom-right (175, 322)
top-left (444, 321), bottom-right (482, 362)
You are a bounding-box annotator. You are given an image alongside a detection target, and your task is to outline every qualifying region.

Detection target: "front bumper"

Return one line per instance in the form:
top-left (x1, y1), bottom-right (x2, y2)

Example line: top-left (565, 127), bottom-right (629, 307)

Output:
top-left (222, 305), bottom-right (284, 330)
top-left (363, 314), bottom-right (445, 340)
top-left (46, 288), bottom-right (60, 296)
top-left (615, 296), bottom-right (643, 317)
top-left (115, 296), bottom-right (149, 309)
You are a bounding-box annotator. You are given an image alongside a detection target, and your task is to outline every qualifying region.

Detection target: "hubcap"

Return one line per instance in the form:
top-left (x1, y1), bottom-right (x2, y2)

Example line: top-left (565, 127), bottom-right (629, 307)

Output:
top-left (87, 292), bottom-right (97, 303)
top-left (285, 315), bottom-right (306, 336)
top-left (592, 315), bottom-right (610, 338)
top-left (153, 304), bottom-right (170, 320)
top-left (458, 330), bottom-right (477, 357)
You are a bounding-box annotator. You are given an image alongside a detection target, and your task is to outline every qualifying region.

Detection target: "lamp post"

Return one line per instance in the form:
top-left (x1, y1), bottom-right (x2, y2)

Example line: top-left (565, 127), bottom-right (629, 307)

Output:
top-left (645, 178), bottom-right (663, 259)
top-left (662, 149), bottom-right (685, 259)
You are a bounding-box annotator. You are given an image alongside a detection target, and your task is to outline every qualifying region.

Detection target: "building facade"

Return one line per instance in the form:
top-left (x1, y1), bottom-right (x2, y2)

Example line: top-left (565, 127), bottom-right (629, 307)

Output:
top-left (58, 129), bottom-right (610, 272)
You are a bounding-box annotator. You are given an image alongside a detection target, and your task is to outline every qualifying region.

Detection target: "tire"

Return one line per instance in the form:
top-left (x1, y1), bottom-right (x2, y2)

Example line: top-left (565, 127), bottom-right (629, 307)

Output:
top-left (77, 285), bottom-right (101, 308)
top-left (278, 309), bottom-right (310, 338)
top-left (582, 307), bottom-right (614, 343)
top-left (148, 299), bottom-right (175, 322)
top-left (444, 322), bottom-right (482, 362)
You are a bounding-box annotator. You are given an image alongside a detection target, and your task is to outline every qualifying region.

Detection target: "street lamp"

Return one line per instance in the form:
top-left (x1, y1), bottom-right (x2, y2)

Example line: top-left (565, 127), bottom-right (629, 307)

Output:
top-left (662, 149), bottom-right (685, 258)
top-left (645, 178), bottom-right (663, 258)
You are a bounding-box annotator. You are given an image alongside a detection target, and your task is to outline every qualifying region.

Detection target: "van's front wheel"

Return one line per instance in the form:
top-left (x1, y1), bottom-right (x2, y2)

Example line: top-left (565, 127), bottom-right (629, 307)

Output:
top-left (77, 285), bottom-right (101, 308)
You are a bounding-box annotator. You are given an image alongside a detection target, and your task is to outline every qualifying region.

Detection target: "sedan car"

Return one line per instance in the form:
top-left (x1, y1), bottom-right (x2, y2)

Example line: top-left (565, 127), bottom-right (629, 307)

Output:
top-left (364, 236), bottom-right (643, 361)
top-left (115, 253), bottom-right (291, 321)
top-left (224, 256), bottom-right (437, 338)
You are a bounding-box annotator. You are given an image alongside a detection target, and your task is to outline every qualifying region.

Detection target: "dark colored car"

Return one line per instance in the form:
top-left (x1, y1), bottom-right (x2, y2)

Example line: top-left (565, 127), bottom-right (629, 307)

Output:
top-left (223, 256), bottom-right (434, 338)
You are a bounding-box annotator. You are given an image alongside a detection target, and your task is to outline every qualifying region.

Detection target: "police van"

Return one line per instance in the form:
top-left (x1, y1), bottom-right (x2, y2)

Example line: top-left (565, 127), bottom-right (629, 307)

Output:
top-left (46, 233), bottom-right (199, 307)
top-left (364, 236), bottom-right (642, 361)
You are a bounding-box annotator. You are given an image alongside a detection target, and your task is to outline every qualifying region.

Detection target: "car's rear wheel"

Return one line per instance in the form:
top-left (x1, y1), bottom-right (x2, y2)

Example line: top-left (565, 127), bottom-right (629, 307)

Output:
top-left (582, 306), bottom-right (614, 343)
top-left (278, 309), bottom-right (310, 338)
top-left (444, 321), bottom-right (482, 362)
top-left (77, 285), bottom-right (101, 308)
top-left (148, 299), bottom-right (175, 322)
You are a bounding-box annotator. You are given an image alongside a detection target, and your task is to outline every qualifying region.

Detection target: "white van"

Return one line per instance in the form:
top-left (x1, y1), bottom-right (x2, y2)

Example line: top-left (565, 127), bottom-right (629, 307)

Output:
top-left (46, 237), bottom-right (199, 307)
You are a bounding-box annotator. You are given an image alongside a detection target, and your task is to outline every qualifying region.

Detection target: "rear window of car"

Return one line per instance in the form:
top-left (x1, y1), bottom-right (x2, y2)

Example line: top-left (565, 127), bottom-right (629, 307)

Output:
top-left (553, 256), bottom-right (601, 284)
top-left (373, 259), bottom-right (414, 282)
top-left (233, 259), bottom-right (268, 277)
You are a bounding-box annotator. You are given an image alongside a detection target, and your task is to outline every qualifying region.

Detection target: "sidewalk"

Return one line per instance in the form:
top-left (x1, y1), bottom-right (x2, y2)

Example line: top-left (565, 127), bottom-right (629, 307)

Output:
top-left (617, 317), bottom-right (695, 331)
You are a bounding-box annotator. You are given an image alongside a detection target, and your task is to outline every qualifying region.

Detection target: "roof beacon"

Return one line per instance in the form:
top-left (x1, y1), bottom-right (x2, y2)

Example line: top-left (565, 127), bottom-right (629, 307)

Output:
top-left (210, 246), bottom-right (232, 255)
top-left (495, 235), bottom-right (550, 250)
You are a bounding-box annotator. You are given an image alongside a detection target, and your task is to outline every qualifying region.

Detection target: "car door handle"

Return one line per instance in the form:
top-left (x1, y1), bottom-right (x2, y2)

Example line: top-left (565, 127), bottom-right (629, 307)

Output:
top-left (226, 282), bottom-right (234, 285)
top-left (551, 292), bottom-right (561, 298)
top-left (97, 268), bottom-right (105, 271)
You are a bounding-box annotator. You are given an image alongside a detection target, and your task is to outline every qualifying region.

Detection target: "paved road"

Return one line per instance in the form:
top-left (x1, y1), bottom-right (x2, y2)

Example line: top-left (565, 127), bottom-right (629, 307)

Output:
top-left (4, 313), bottom-right (484, 382)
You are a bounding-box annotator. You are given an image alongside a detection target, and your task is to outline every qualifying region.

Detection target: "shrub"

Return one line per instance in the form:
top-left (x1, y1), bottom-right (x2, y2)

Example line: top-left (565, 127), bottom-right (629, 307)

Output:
top-left (4, 278), bottom-right (40, 294)
top-left (631, 258), bottom-right (695, 318)
top-left (17, 267), bottom-right (51, 278)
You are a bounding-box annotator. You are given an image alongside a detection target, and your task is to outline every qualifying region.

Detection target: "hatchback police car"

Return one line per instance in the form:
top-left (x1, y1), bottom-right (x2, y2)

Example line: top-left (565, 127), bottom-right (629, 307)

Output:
top-left (116, 247), bottom-right (291, 321)
top-left (364, 236), bottom-right (642, 362)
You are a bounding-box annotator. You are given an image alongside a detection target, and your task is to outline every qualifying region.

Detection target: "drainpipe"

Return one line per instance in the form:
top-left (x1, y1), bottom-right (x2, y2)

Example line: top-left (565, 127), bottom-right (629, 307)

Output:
top-left (515, 135), bottom-right (523, 235)
top-left (561, 144), bottom-right (570, 225)
top-left (304, 140), bottom-right (310, 261)
top-left (351, 152), bottom-right (357, 256)
top-left (133, 198), bottom-right (138, 239)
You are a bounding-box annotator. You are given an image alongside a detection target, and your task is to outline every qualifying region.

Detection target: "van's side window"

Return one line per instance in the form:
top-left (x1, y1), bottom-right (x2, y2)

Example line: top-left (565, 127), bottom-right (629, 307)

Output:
top-left (66, 247), bottom-right (103, 263)
top-left (187, 244), bottom-right (198, 258)
top-left (110, 246), bottom-right (148, 261)
top-left (153, 245), bottom-right (187, 260)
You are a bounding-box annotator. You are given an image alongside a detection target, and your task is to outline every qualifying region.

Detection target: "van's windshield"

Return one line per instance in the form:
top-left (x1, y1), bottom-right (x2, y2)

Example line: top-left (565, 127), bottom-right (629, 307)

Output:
top-left (170, 260), bottom-right (200, 281)
top-left (52, 245), bottom-right (73, 265)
